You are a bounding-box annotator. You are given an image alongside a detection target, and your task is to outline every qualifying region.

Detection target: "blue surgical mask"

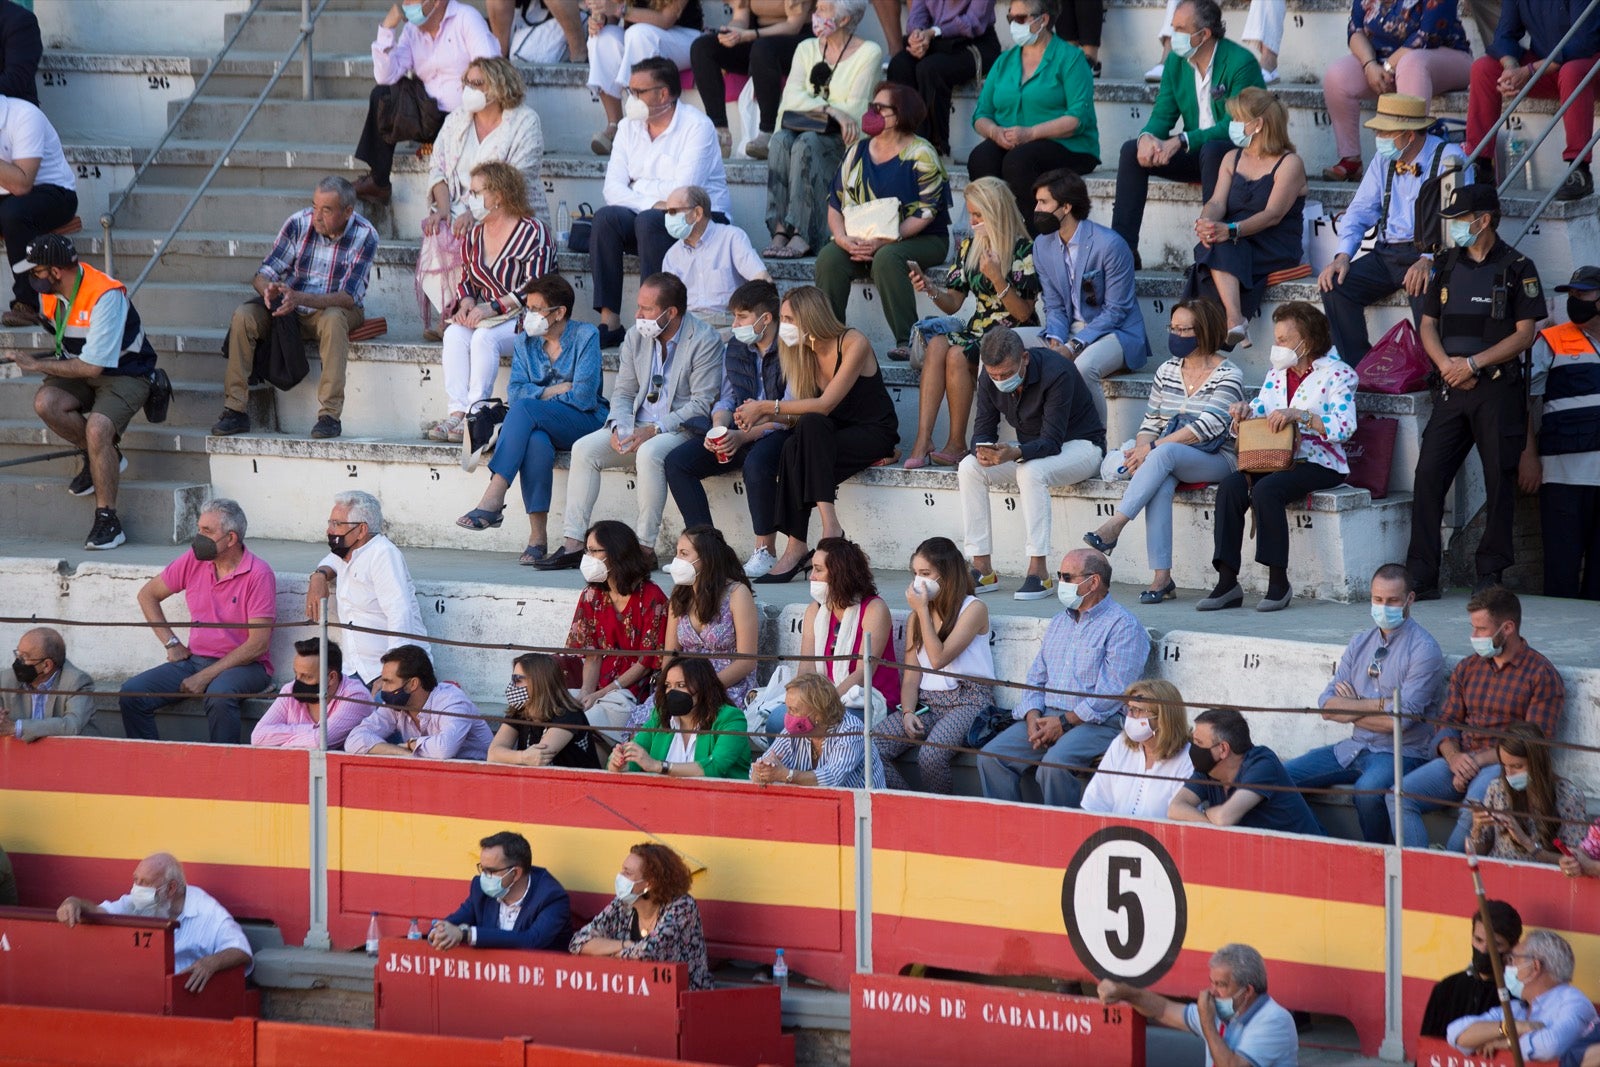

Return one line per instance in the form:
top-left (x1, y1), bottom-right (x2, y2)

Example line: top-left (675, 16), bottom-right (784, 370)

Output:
top-left (402, 2), bottom-right (427, 26)
top-left (1168, 331), bottom-right (1200, 359)
top-left (1505, 771), bottom-right (1530, 792)
top-left (1449, 219), bottom-right (1480, 249)
top-left (1057, 580), bottom-right (1085, 611)
top-left (1214, 995), bottom-right (1237, 1021)
top-left (479, 871), bottom-right (511, 899)
top-left (731, 314), bottom-right (766, 345)
top-left (1228, 120), bottom-right (1251, 148)
top-left (992, 368), bottom-right (1024, 393)
top-left (1504, 964), bottom-right (1525, 1000)
top-left (1471, 632), bottom-right (1501, 658)
top-left (1371, 604), bottom-right (1405, 631)
top-left (665, 211), bottom-right (693, 240)
top-left (1170, 31), bottom-right (1195, 58)
top-left (1374, 135), bottom-right (1404, 161)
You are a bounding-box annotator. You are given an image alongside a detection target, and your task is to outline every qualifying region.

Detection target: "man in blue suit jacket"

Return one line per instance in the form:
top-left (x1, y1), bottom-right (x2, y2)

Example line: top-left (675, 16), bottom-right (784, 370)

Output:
top-left (1027, 169), bottom-right (1150, 426)
top-left (427, 831), bottom-right (571, 951)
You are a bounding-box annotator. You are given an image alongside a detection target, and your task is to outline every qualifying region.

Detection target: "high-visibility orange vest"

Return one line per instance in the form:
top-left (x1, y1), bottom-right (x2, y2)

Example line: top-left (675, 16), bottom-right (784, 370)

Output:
top-left (40, 263), bottom-right (156, 376)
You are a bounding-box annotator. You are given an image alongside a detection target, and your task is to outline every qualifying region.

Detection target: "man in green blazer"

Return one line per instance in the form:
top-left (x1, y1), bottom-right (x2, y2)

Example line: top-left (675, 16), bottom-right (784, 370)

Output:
top-left (1111, 0), bottom-right (1264, 264)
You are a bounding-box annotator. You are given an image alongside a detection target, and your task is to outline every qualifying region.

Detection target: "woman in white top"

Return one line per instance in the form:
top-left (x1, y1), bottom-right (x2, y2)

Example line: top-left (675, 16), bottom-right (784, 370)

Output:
top-left (1080, 679), bottom-right (1195, 820)
top-left (873, 537), bottom-right (994, 793)
top-left (424, 56), bottom-right (549, 238)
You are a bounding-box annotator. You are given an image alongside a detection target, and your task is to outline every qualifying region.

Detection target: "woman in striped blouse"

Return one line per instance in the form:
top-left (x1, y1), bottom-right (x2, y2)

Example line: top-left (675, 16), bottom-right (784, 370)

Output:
top-left (428, 161), bottom-right (557, 443)
top-left (751, 672), bottom-right (886, 789)
top-left (1083, 298), bottom-right (1244, 604)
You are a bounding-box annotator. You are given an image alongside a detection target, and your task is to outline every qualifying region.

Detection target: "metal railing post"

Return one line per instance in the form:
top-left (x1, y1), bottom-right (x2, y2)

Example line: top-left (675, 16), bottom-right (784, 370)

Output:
top-left (301, 0), bottom-right (314, 102)
top-left (855, 632), bottom-right (875, 975)
top-left (1379, 686), bottom-right (1405, 1061)
top-left (303, 595), bottom-right (332, 951)
top-left (1511, 125), bottom-right (1600, 246)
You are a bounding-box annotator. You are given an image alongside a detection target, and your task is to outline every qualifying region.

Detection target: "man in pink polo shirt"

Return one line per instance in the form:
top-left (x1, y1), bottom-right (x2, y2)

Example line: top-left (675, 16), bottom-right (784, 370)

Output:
top-left (120, 498), bottom-right (278, 743)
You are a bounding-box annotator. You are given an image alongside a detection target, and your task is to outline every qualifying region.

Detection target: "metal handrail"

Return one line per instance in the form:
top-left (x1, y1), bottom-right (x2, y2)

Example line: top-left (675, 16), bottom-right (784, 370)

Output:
top-left (99, 0), bottom-right (266, 277)
top-left (1511, 124), bottom-right (1600, 246)
top-left (1462, 0), bottom-right (1600, 168)
top-left (1493, 56), bottom-right (1600, 206)
top-left (121, 0), bottom-right (332, 297)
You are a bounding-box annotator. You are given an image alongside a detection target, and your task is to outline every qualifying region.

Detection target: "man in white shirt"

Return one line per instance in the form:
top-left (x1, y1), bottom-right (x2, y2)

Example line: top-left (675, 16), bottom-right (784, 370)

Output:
top-left (345, 643), bottom-right (494, 760)
top-left (305, 490), bottom-right (427, 685)
top-left (590, 57), bottom-right (730, 347)
top-left (660, 185), bottom-right (770, 326)
top-left (353, 0), bottom-right (498, 203)
top-left (0, 95), bottom-right (77, 327)
top-left (55, 852), bottom-right (253, 992)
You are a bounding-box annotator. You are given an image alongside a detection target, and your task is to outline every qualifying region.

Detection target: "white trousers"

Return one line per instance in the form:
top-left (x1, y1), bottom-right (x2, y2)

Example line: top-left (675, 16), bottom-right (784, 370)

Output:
top-left (441, 318), bottom-right (517, 414)
top-left (563, 424), bottom-right (690, 544)
top-left (958, 439), bottom-right (1103, 560)
top-left (587, 23), bottom-right (700, 100)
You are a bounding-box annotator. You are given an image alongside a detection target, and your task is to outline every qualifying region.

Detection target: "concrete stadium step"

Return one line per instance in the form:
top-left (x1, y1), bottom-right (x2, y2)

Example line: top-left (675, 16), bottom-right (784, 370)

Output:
top-left (205, 429), bottom-right (1410, 601)
top-left (112, 183), bottom-right (343, 234)
top-left (0, 471), bottom-right (209, 544)
top-left (166, 95), bottom-right (370, 143)
top-left (0, 420), bottom-right (216, 485)
top-left (224, 9), bottom-right (388, 56)
top-left (0, 370), bottom-right (274, 436)
top-left (38, 53), bottom-right (197, 146)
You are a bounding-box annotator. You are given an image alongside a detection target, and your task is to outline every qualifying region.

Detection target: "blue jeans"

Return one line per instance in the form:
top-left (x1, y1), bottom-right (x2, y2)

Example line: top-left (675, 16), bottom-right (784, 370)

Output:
top-left (1284, 745), bottom-right (1426, 845)
top-left (488, 398), bottom-right (606, 515)
top-left (664, 428), bottom-right (789, 536)
top-left (1115, 442), bottom-right (1237, 570)
top-left (1388, 756), bottom-right (1501, 851)
top-left (119, 656), bottom-right (272, 743)
top-left (977, 717), bottom-right (1122, 809)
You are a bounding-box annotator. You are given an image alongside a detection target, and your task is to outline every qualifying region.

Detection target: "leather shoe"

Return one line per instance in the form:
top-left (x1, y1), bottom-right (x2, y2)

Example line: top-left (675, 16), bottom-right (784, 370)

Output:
top-left (1256, 585), bottom-right (1293, 612)
top-left (1196, 584), bottom-right (1243, 611)
top-left (352, 174), bottom-right (391, 204)
top-left (534, 547), bottom-right (584, 571)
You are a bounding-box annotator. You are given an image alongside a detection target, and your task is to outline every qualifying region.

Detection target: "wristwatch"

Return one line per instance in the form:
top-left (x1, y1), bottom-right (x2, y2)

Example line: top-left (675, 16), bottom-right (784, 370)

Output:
top-left (659, 760), bottom-right (671, 776)
top-left (164, 635), bottom-right (181, 649)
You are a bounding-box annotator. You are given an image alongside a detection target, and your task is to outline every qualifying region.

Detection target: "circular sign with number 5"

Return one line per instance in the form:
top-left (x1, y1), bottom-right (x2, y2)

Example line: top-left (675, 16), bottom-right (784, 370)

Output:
top-left (1060, 826), bottom-right (1186, 986)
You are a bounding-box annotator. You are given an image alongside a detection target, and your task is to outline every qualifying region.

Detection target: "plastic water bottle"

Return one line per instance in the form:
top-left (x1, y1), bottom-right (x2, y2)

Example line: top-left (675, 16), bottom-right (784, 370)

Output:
top-left (1508, 136), bottom-right (1532, 190)
top-left (365, 911), bottom-right (380, 956)
top-left (407, 918), bottom-right (422, 940)
top-left (557, 200), bottom-right (571, 248)
top-left (772, 948), bottom-right (788, 990)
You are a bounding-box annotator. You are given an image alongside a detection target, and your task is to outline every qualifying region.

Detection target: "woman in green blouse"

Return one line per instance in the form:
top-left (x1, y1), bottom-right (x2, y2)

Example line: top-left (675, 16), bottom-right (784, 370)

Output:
top-left (608, 657), bottom-right (753, 779)
top-left (968, 0), bottom-right (1100, 228)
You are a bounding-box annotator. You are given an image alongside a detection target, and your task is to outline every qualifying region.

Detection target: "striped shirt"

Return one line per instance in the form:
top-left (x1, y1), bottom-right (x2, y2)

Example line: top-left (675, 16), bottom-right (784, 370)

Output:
top-left (755, 714), bottom-right (887, 789)
top-left (454, 215), bottom-right (557, 310)
top-left (1438, 643), bottom-right (1565, 755)
top-left (257, 208), bottom-right (379, 309)
top-left (1137, 356), bottom-right (1245, 447)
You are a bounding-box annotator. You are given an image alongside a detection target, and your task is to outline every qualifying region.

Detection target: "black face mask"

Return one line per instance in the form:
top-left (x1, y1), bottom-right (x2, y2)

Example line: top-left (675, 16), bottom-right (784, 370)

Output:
top-left (1032, 210), bottom-right (1063, 235)
top-left (12, 657), bottom-right (39, 686)
top-left (327, 532), bottom-right (353, 559)
top-left (1568, 295), bottom-right (1599, 325)
top-left (291, 678), bottom-right (321, 703)
top-left (663, 689), bottom-right (695, 718)
top-left (191, 534), bottom-right (220, 561)
top-left (1471, 948), bottom-right (1495, 979)
top-left (1189, 740), bottom-right (1220, 777)
top-left (28, 274), bottom-right (54, 294)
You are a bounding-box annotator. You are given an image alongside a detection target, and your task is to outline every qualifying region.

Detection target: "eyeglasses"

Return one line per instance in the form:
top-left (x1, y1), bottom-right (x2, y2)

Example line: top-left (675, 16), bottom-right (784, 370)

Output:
top-left (12, 650), bottom-right (42, 664)
top-left (1367, 645), bottom-right (1389, 680)
top-left (1006, 12), bottom-right (1039, 24)
top-left (1170, 324), bottom-right (1196, 336)
top-left (645, 374), bottom-right (665, 405)
top-left (476, 863), bottom-right (516, 876)
top-left (868, 102), bottom-right (896, 115)
top-left (1058, 572), bottom-right (1090, 585)
top-left (626, 84), bottom-right (664, 99)
top-left (328, 519), bottom-right (362, 529)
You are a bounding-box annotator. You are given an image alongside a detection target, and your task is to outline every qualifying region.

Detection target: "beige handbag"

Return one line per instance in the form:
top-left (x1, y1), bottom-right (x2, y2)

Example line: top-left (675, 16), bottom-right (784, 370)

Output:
top-left (843, 197), bottom-right (901, 240)
top-left (1237, 417), bottom-right (1299, 474)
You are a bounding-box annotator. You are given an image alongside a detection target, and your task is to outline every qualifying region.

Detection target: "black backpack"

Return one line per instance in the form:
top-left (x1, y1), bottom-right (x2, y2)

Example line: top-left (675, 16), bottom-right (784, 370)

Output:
top-left (1378, 141), bottom-right (1461, 257)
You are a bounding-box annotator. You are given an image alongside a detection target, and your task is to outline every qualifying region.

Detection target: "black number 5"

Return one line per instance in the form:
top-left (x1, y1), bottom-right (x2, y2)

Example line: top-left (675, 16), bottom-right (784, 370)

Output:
top-left (1105, 856), bottom-right (1144, 961)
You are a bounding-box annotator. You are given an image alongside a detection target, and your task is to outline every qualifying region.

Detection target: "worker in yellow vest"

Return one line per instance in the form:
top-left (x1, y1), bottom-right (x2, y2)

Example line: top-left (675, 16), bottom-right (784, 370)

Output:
top-left (1527, 265), bottom-right (1600, 600)
top-left (8, 234), bottom-right (160, 550)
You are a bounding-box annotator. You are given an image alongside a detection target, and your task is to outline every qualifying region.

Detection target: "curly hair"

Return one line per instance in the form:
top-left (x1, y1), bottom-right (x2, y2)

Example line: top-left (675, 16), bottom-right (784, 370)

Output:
top-left (815, 537), bottom-right (877, 612)
top-left (631, 842), bottom-right (693, 903)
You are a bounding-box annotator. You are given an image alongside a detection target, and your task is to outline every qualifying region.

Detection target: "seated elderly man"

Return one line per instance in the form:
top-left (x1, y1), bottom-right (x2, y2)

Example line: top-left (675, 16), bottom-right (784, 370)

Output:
top-left (250, 639), bottom-right (370, 749)
top-left (56, 852), bottom-right (253, 992)
top-left (120, 499), bottom-right (276, 744)
top-left (213, 177), bottom-right (379, 441)
top-left (427, 831), bottom-right (571, 951)
top-left (660, 185), bottom-right (770, 326)
top-left (1168, 707), bottom-right (1324, 836)
top-left (345, 644), bottom-right (494, 760)
top-left (1447, 929), bottom-right (1598, 1063)
top-left (1099, 943), bottom-right (1298, 1067)
top-left (0, 626), bottom-right (94, 740)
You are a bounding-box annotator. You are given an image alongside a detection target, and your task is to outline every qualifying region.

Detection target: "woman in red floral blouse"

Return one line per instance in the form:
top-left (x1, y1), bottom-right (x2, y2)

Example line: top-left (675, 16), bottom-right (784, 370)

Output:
top-left (565, 520), bottom-right (669, 735)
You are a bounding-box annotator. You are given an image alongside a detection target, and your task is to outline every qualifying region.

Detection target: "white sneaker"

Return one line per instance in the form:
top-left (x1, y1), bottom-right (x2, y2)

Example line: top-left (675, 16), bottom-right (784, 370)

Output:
top-left (1144, 63), bottom-right (1165, 82)
top-left (1262, 68), bottom-right (1280, 85)
top-left (743, 546), bottom-right (777, 578)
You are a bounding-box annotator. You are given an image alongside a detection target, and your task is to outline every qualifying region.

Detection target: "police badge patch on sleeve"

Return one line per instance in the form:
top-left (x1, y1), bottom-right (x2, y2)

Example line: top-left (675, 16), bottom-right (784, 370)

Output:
top-left (1525, 278), bottom-right (1542, 298)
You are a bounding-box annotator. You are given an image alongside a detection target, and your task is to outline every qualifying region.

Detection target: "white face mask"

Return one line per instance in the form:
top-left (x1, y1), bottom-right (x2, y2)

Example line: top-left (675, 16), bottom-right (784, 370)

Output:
top-left (667, 556), bottom-right (698, 586)
top-left (778, 322), bottom-right (802, 347)
top-left (466, 193), bottom-right (489, 222)
top-left (579, 554), bottom-right (609, 584)
top-left (459, 85), bottom-right (488, 113)
top-left (623, 95), bottom-right (651, 122)
top-left (1123, 715), bottom-right (1155, 743)
top-left (635, 311), bottom-right (668, 340)
top-left (1269, 344), bottom-right (1301, 371)
top-left (1057, 579), bottom-right (1086, 610)
top-left (1008, 17), bottom-right (1039, 48)
top-left (523, 310), bottom-right (549, 337)
top-left (808, 580), bottom-right (829, 606)
top-left (129, 883), bottom-right (161, 912)
top-left (614, 872), bottom-right (645, 905)
top-left (911, 575), bottom-right (940, 599)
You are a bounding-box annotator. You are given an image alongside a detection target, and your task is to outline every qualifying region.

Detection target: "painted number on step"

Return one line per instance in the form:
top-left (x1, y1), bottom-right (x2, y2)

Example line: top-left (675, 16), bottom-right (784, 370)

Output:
top-left (1151, 299), bottom-right (1165, 315)
top-left (732, 481), bottom-right (744, 495)
top-left (75, 164), bottom-right (102, 180)
top-left (419, 367), bottom-right (432, 382)
top-left (42, 71), bottom-right (66, 87)
top-left (1003, 497), bottom-right (1016, 511)
top-left (1061, 826), bottom-right (1186, 986)
top-left (434, 599), bottom-right (446, 614)
top-left (1242, 652), bottom-right (1261, 669)
top-left (147, 75), bottom-right (171, 90)
top-left (862, 288), bottom-right (875, 302)
top-left (544, 179), bottom-right (555, 194)
top-left (251, 459), bottom-right (259, 473)
top-left (1128, 106), bottom-right (1142, 121)
top-left (625, 479), bottom-right (636, 490)
top-left (1507, 115), bottom-right (1524, 131)
top-left (1294, 514), bottom-right (1313, 529)
top-left (1312, 111), bottom-right (1332, 127)
top-left (1527, 223), bottom-right (1541, 236)
top-left (516, 601), bottom-right (526, 616)
top-left (428, 468), bottom-right (440, 481)
top-left (346, 464), bottom-right (358, 478)
top-left (1161, 643), bottom-right (1180, 661)
top-left (923, 492), bottom-right (935, 506)
top-left (1292, 14), bottom-right (1304, 27)
top-left (131, 931), bottom-right (152, 948)
top-left (1094, 503), bottom-right (1115, 517)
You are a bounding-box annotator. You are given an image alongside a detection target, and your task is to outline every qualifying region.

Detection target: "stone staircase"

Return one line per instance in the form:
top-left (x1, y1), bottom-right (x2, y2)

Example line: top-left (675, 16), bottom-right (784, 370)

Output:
top-left (3, 0), bottom-right (1587, 593)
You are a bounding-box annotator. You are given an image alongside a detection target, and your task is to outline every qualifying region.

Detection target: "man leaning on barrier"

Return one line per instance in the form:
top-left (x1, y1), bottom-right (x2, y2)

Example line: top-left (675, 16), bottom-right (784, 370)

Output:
top-left (120, 499), bottom-right (276, 744)
top-left (1168, 707), bottom-right (1325, 836)
top-left (345, 643), bottom-right (494, 760)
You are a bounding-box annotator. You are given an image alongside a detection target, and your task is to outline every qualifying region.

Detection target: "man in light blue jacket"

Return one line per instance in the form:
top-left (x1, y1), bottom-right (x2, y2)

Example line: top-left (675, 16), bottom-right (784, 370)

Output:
top-left (1028, 169), bottom-right (1149, 425)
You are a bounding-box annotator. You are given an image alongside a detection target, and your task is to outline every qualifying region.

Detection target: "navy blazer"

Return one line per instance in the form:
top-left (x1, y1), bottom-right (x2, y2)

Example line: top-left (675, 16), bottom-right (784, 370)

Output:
top-left (1033, 218), bottom-right (1150, 371)
top-left (443, 867), bottom-right (571, 951)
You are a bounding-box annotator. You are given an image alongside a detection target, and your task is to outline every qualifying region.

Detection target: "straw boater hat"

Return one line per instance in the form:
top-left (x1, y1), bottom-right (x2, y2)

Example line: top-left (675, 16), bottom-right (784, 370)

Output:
top-left (1364, 94), bottom-right (1432, 132)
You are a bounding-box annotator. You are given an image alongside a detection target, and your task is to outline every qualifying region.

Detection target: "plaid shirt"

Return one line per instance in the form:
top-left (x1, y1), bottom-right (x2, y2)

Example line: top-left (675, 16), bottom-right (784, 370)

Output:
top-left (257, 208), bottom-right (378, 309)
top-left (1438, 643), bottom-right (1565, 754)
top-left (1014, 597), bottom-right (1149, 724)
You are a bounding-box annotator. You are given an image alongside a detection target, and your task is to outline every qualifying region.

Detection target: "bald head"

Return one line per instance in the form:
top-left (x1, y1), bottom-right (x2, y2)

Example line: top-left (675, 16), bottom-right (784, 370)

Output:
top-left (16, 627), bottom-right (64, 682)
top-left (131, 853), bottom-right (185, 917)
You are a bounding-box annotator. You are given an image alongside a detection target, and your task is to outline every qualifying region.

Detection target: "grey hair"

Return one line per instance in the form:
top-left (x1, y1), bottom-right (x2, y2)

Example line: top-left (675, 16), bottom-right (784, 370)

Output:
top-left (1210, 943), bottom-right (1268, 994)
top-left (1521, 930), bottom-right (1575, 984)
top-left (335, 490), bottom-right (384, 533)
top-left (145, 852), bottom-right (186, 890)
top-left (200, 498), bottom-right (248, 540)
top-left (682, 185), bottom-right (712, 216)
top-left (826, 0), bottom-right (869, 31)
top-left (316, 175), bottom-right (356, 212)
top-left (1076, 546), bottom-right (1113, 586)
top-left (26, 626), bottom-right (66, 665)
top-left (1180, 0), bottom-right (1225, 38)
top-left (979, 326), bottom-right (1026, 368)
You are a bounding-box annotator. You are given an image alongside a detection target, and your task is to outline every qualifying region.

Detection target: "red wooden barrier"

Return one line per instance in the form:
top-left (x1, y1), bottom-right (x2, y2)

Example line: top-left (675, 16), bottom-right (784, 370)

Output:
top-left (373, 940), bottom-right (790, 1066)
top-left (1413, 1035), bottom-right (1557, 1067)
top-left (851, 973), bottom-right (1144, 1067)
top-left (0, 906), bottom-right (257, 1019)
top-left (0, 1006), bottom-right (255, 1067)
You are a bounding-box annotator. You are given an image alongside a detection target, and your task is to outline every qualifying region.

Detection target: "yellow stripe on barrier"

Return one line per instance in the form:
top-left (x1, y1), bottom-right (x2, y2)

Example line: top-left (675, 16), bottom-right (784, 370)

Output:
top-left (0, 789), bottom-right (310, 868)
top-left (1401, 910), bottom-right (1600, 992)
top-left (333, 807), bottom-right (855, 909)
top-left (872, 849), bottom-right (1387, 973)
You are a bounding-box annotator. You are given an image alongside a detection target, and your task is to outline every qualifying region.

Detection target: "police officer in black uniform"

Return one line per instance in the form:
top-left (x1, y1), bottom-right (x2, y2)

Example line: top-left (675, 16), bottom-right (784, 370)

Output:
top-left (1406, 184), bottom-right (1546, 598)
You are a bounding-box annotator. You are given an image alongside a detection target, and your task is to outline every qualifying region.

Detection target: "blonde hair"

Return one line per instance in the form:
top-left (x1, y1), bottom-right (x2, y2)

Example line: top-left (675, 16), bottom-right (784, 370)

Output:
top-left (785, 671), bottom-right (847, 732)
top-left (469, 56), bottom-right (525, 110)
top-left (471, 160), bottom-right (531, 220)
top-left (778, 286), bottom-right (848, 401)
top-left (1227, 88), bottom-right (1294, 157)
top-left (1120, 678), bottom-right (1190, 760)
top-left (962, 176), bottom-right (1027, 278)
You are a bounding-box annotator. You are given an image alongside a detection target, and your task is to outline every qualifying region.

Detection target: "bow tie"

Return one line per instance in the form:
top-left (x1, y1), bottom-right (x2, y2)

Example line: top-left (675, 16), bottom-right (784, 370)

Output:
top-left (1392, 160), bottom-right (1421, 178)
